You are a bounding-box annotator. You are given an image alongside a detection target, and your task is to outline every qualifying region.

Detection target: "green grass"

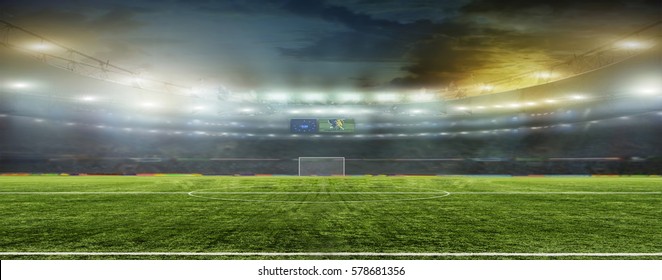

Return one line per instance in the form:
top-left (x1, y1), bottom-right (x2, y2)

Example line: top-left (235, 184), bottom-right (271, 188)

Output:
top-left (0, 176), bottom-right (660, 259)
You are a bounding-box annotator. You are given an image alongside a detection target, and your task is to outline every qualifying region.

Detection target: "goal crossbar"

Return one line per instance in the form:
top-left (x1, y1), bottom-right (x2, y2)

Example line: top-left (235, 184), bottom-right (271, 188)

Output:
top-left (298, 157), bottom-right (345, 176)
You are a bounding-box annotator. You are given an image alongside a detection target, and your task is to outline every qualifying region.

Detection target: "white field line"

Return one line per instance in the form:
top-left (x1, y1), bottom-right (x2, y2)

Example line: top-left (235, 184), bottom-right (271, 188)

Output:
top-left (0, 252), bottom-right (661, 257)
top-left (0, 191), bottom-right (660, 195)
top-left (451, 192), bottom-right (662, 195)
top-left (0, 192), bottom-right (189, 195)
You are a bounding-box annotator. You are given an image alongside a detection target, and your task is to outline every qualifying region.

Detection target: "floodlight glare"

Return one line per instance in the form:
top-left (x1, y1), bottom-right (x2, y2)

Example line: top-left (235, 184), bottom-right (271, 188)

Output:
top-left (408, 93), bottom-right (435, 102)
top-left (10, 82), bottom-right (30, 89)
top-left (544, 99), bottom-right (557, 104)
top-left (338, 93), bottom-right (362, 103)
top-left (374, 93), bottom-right (400, 103)
top-left (636, 86), bottom-right (660, 96)
top-left (301, 92), bottom-right (326, 102)
top-left (81, 96), bottom-right (97, 102)
top-left (618, 41), bottom-right (647, 50)
top-left (30, 42), bottom-right (53, 51)
top-left (571, 95), bottom-right (585, 100)
top-left (265, 92), bottom-right (289, 102)
top-left (141, 102), bottom-right (158, 108)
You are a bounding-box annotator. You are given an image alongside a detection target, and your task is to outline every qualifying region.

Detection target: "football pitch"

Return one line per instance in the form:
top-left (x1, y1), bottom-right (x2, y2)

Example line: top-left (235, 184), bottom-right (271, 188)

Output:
top-left (0, 176), bottom-right (660, 260)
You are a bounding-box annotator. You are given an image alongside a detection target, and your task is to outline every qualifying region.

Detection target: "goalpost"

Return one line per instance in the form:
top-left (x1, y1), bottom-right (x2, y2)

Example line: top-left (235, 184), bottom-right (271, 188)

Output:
top-left (298, 157), bottom-right (345, 176)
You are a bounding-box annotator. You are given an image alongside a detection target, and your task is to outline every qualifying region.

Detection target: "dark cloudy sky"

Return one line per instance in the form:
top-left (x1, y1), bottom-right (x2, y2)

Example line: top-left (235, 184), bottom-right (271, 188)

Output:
top-left (1, 0), bottom-right (660, 93)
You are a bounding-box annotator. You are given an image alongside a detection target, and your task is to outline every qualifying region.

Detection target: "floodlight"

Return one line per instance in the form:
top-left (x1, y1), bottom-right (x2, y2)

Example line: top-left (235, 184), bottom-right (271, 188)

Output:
top-left (525, 102), bottom-right (537, 106)
top-left (81, 96), bottom-right (97, 102)
top-left (508, 103), bottom-right (521, 108)
top-left (29, 42), bottom-right (53, 51)
top-left (141, 102), bottom-right (158, 108)
top-left (636, 86), bottom-right (660, 96)
top-left (480, 85), bottom-right (494, 91)
top-left (240, 108), bottom-right (254, 113)
top-left (301, 92), bottom-right (326, 102)
top-left (264, 92), bottom-right (289, 102)
top-left (10, 82), bottom-right (30, 89)
top-left (618, 41), bottom-right (647, 50)
top-left (456, 106), bottom-right (468, 111)
top-left (374, 93), bottom-right (401, 103)
top-left (544, 99), bottom-right (557, 104)
top-left (338, 93), bottom-right (363, 103)
top-left (408, 93), bottom-right (435, 102)
top-left (570, 95), bottom-right (585, 100)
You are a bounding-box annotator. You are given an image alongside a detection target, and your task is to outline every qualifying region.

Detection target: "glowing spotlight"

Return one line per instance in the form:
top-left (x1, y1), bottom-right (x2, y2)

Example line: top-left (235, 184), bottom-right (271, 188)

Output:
top-left (240, 108), bottom-right (254, 113)
top-left (475, 106), bottom-right (486, 110)
top-left (637, 86), bottom-right (660, 96)
top-left (374, 93), bottom-right (401, 103)
top-left (508, 103), bottom-right (521, 108)
top-left (456, 106), bottom-right (468, 111)
top-left (81, 96), bottom-right (97, 102)
top-left (493, 105), bottom-right (504, 108)
top-left (544, 99), bottom-right (557, 104)
top-left (480, 85), bottom-right (494, 91)
top-left (408, 92), bottom-right (435, 102)
top-left (301, 92), bottom-right (326, 103)
top-left (525, 102), bottom-right (537, 106)
top-left (30, 42), bottom-right (53, 51)
top-left (141, 102), bottom-right (158, 108)
top-left (10, 82), bottom-right (30, 89)
top-left (264, 92), bottom-right (289, 102)
top-left (618, 41), bottom-right (647, 50)
top-left (570, 95), bottom-right (585, 100)
top-left (193, 105), bottom-right (206, 111)
top-left (338, 93), bottom-right (363, 103)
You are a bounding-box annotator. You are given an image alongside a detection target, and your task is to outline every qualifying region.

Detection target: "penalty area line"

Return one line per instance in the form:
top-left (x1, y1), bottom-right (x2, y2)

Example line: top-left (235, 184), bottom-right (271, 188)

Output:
top-left (1, 252), bottom-right (661, 257)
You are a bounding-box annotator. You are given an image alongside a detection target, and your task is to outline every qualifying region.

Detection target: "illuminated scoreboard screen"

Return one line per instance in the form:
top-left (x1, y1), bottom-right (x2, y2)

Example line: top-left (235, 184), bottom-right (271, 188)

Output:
top-left (290, 119), bottom-right (356, 134)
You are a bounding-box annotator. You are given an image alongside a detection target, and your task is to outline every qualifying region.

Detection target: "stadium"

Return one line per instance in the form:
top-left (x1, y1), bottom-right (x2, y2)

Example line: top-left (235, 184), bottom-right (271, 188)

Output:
top-left (0, 1), bottom-right (661, 260)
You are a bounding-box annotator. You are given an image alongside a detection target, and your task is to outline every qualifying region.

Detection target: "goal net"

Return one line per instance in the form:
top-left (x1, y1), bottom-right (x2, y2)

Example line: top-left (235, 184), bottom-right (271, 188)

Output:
top-left (298, 157), bottom-right (345, 176)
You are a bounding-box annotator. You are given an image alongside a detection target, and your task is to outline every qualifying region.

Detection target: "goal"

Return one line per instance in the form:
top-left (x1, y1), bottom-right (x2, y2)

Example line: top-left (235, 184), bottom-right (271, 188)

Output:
top-left (298, 157), bottom-right (345, 176)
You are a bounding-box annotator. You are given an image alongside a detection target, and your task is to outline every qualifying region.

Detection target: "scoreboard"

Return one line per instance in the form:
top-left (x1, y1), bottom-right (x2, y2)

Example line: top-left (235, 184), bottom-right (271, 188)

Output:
top-left (290, 119), bottom-right (355, 134)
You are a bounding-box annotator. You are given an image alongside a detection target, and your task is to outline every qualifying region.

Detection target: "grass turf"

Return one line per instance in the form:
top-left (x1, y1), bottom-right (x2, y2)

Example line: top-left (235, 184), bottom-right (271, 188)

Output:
top-left (0, 176), bottom-right (660, 259)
